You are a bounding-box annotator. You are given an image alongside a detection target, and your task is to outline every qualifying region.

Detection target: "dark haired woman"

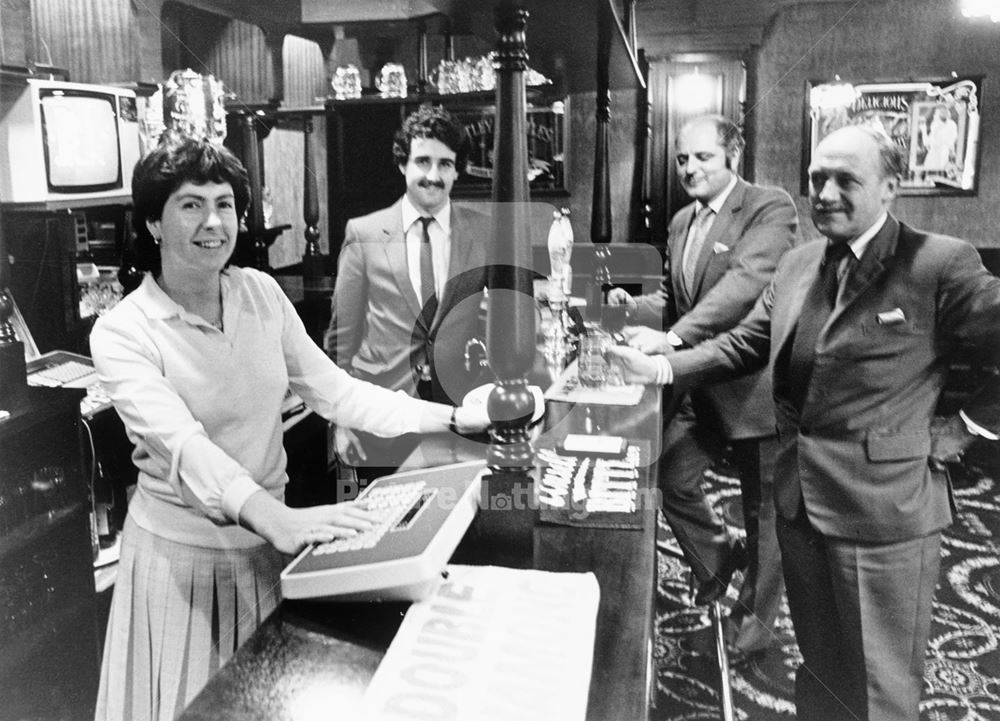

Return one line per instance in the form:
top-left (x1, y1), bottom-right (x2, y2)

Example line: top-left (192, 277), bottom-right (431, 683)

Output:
top-left (90, 135), bottom-right (488, 721)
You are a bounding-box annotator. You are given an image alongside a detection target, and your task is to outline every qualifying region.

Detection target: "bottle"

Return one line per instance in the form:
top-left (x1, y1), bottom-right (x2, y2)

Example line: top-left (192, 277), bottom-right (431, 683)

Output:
top-left (559, 207), bottom-right (574, 296)
top-left (547, 209), bottom-right (568, 302)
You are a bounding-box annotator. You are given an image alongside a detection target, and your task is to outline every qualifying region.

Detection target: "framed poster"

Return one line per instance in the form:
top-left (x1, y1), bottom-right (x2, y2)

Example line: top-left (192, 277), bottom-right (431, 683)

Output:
top-left (803, 76), bottom-right (982, 195)
top-left (449, 98), bottom-right (569, 197)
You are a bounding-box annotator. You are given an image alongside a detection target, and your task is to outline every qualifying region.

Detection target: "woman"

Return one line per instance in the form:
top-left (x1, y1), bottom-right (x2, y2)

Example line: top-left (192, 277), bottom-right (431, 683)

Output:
top-left (91, 134), bottom-right (489, 721)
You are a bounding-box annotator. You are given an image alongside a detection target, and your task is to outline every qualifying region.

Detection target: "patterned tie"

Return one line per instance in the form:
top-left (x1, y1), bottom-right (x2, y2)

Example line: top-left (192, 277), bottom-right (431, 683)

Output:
top-left (784, 241), bottom-right (852, 410)
top-left (683, 205), bottom-right (714, 294)
top-left (417, 216), bottom-right (438, 322)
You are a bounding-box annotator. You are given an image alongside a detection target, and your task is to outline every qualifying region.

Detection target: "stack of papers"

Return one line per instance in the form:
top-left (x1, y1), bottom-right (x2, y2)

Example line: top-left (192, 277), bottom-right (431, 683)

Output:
top-left (544, 359), bottom-right (644, 406)
top-left (361, 565), bottom-right (600, 721)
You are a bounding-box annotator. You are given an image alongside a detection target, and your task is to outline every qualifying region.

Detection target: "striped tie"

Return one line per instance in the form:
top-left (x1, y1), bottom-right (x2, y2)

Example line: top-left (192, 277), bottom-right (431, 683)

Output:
top-left (683, 205), bottom-right (714, 293)
top-left (417, 216), bottom-right (437, 322)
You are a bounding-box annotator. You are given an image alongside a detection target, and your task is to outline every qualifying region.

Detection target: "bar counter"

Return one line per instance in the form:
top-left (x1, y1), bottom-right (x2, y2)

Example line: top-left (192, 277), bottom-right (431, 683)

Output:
top-left (179, 384), bottom-right (662, 721)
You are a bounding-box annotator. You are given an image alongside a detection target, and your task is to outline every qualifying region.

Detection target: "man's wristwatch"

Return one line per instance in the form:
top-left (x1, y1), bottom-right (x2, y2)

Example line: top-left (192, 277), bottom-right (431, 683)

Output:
top-left (666, 330), bottom-right (687, 349)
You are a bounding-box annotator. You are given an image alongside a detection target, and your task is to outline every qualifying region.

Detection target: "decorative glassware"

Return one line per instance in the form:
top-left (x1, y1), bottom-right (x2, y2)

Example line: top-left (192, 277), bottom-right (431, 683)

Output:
top-left (376, 63), bottom-right (408, 98)
top-left (331, 64), bottom-right (362, 100)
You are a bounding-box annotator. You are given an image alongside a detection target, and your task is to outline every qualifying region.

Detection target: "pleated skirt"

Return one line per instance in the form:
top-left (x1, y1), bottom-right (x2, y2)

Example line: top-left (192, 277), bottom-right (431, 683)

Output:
top-left (94, 514), bottom-right (284, 721)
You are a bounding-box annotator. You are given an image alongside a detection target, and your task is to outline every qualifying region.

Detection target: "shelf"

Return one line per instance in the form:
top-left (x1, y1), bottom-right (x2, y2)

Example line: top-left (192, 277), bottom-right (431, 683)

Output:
top-left (1, 194), bottom-right (132, 212)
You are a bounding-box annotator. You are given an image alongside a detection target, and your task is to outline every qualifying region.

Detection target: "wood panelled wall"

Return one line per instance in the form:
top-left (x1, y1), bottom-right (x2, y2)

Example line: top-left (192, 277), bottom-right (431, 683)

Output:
top-left (31, 0), bottom-right (139, 82)
top-left (282, 34), bottom-right (327, 109)
top-left (754, 0), bottom-right (1000, 247)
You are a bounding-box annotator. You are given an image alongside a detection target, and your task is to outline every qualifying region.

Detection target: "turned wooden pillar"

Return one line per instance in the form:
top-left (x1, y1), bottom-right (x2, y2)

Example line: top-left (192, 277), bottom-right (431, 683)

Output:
top-left (241, 115), bottom-right (270, 272)
top-left (301, 114), bottom-right (325, 281)
top-left (587, 1), bottom-right (614, 323)
top-left (486, 3), bottom-right (536, 472)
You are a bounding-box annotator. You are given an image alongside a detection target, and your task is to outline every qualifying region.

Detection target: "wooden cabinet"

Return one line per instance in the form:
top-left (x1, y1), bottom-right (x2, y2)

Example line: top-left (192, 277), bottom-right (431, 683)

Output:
top-left (0, 388), bottom-right (100, 720)
top-left (4, 206), bottom-right (130, 355)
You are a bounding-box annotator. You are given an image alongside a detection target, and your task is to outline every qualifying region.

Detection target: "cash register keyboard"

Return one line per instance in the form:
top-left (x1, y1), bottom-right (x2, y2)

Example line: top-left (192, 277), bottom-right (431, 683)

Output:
top-left (313, 480), bottom-right (429, 555)
top-left (27, 360), bottom-right (96, 387)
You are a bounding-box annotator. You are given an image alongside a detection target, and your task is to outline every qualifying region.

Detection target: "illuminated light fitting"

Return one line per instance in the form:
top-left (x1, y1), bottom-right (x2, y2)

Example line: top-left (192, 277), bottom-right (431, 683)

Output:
top-left (675, 72), bottom-right (719, 113)
top-left (809, 82), bottom-right (859, 111)
top-left (961, 0), bottom-right (1000, 21)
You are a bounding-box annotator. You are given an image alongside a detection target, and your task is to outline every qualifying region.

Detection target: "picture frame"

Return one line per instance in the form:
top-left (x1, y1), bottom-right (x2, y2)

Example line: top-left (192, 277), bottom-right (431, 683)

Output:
top-left (802, 76), bottom-right (983, 196)
top-left (448, 97), bottom-right (569, 198)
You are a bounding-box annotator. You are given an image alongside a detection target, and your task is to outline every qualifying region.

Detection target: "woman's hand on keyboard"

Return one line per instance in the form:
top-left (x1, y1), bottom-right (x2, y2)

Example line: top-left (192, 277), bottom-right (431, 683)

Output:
top-left (239, 490), bottom-right (378, 555)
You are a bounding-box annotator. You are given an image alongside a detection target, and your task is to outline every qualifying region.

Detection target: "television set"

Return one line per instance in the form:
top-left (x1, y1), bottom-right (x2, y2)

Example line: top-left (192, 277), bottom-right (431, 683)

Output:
top-left (0, 79), bottom-right (140, 206)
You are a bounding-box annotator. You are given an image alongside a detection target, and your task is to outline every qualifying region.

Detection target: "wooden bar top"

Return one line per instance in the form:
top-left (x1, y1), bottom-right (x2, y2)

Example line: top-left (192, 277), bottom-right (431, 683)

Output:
top-left (179, 387), bottom-right (661, 721)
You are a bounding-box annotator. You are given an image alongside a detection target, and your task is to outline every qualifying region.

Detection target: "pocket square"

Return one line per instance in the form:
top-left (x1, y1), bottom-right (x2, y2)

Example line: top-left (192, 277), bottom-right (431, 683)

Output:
top-left (712, 242), bottom-right (730, 254)
top-left (876, 307), bottom-right (906, 325)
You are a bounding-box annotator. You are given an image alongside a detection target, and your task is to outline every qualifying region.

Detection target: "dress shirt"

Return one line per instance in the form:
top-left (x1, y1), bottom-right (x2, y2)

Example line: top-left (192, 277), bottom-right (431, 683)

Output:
top-left (90, 268), bottom-right (437, 548)
top-left (667, 174), bottom-right (739, 348)
top-left (402, 195), bottom-right (451, 301)
top-left (678, 174), bottom-right (737, 280)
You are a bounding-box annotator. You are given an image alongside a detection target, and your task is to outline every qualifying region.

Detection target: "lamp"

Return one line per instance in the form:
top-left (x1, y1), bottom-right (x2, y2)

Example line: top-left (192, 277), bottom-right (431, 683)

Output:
top-left (673, 71), bottom-right (721, 114)
top-left (809, 81), bottom-right (859, 111)
top-left (961, 0), bottom-right (1000, 21)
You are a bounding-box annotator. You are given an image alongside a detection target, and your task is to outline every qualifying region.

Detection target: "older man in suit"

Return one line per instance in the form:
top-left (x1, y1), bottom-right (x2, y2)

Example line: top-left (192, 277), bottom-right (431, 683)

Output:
top-left (609, 124), bottom-right (1000, 720)
top-left (325, 105), bottom-right (489, 471)
top-left (609, 114), bottom-right (797, 662)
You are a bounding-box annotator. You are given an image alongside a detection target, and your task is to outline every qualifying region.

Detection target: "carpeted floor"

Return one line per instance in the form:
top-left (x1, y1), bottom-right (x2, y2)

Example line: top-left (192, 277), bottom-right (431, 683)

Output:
top-left (651, 455), bottom-right (1000, 721)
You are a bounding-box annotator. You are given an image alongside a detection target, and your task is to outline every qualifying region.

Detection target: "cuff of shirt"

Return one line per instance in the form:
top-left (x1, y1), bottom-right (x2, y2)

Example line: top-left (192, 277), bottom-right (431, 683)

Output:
top-left (959, 410), bottom-right (999, 441)
top-left (666, 330), bottom-right (686, 348)
top-left (221, 475), bottom-right (267, 526)
top-left (654, 355), bottom-right (673, 386)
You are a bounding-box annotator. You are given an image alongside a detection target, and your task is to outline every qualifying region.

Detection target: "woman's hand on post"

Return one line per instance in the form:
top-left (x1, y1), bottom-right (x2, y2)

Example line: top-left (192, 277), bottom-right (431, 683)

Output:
top-left (453, 403), bottom-right (490, 433)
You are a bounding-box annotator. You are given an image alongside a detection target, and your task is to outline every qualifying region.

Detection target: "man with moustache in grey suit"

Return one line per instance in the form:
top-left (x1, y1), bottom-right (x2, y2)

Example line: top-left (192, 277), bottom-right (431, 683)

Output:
top-left (609, 124), bottom-right (1000, 721)
top-left (325, 105), bottom-right (489, 474)
top-left (609, 114), bottom-right (797, 663)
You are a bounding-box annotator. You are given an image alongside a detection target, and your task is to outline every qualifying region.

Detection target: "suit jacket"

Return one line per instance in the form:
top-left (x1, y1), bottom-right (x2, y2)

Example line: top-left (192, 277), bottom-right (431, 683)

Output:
top-left (635, 178), bottom-right (798, 439)
top-left (669, 215), bottom-right (1000, 542)
top-left (324, 198), bottom-right (490, 404)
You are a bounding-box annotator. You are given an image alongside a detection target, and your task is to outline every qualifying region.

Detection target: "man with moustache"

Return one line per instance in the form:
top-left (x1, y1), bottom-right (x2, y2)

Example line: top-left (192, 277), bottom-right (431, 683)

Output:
top-left (325, 105), bottom-right (489, 473)
top-left (609, 114), bottom-right (797, 663)
top-left (608, 124), bottom-right (1000, 721)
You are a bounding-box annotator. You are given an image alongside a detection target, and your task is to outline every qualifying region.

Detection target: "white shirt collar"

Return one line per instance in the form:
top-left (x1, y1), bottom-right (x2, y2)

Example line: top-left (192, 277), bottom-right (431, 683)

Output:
top-left (401, 195), bottom-right (452, 236)
top-left (699, 174), bottom-right (739, 216)
top-left (844, 211), bottom-right (888, 261)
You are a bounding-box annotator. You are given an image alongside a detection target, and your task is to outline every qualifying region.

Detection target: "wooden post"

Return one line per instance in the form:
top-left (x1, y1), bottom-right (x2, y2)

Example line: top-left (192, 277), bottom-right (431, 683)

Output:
top-left (241, 114), bottom-right (269, 272)
top-left (301, 114), bottom-right (325, 281)
top-left (587, 0), bottom-right (614, 324)
top-left (476, 2), bottom-right (538, 565)
top-left (486, 2), bottom-right (536, 473)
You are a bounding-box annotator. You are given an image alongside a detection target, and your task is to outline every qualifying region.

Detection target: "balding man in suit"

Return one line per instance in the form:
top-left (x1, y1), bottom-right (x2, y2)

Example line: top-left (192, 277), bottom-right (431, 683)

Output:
top-left (609, 124), bottom-right (1000, 721)
top-left (610, 114), bottom-right (797, 662)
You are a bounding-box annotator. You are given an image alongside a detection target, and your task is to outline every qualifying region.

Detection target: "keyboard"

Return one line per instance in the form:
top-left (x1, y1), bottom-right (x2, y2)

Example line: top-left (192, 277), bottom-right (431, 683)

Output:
top-left (25, 350), bottom-right (112, 416)
top-left (28, 359), bottom-right (96, 387)
top-left (312, 480), bottom-right (428, 555)
top-left (281, 460), bottom-right (486, 603)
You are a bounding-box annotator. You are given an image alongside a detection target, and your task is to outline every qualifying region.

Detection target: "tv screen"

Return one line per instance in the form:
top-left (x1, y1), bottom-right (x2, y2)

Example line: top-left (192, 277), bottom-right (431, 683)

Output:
top-left (0, 79), bottom-right (139, 205)
top-left (40, 90), bottom-right (121, 191)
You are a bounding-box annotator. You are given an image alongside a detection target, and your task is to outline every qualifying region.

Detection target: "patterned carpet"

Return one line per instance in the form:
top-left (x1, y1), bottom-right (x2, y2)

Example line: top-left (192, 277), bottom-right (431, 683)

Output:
top-left (651, 450), bottom-right (1000, 721)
